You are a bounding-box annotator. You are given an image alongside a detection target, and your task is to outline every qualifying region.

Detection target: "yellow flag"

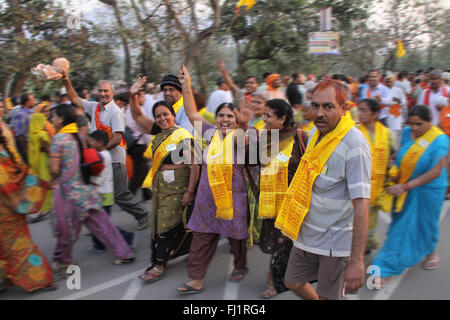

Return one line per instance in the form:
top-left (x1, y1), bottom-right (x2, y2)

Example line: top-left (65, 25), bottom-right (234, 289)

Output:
top-left (396, 39), bottom-right (406, 58)
top-left (236, 0), bottom-right (256, 10)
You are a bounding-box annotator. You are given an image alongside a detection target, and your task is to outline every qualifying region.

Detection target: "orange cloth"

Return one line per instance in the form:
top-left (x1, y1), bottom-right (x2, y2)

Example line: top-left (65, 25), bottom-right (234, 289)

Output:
top-left (266, 74), bottom-right (280, 91)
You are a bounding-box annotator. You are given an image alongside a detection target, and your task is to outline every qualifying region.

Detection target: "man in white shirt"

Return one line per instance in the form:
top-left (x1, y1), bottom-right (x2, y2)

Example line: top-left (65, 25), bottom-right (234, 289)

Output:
top-left (359, 69), bottom-right (393, 126)
top-left (206, 77), bottom-right (233, 115)
top-left (394, 71), bottom-right (412, 96)
top-left (418, 70), bottom-right (448, 126)
top-left (61, 72), bottom-right (150, 230)
top-left (385, 75), bottom-right (407, 148)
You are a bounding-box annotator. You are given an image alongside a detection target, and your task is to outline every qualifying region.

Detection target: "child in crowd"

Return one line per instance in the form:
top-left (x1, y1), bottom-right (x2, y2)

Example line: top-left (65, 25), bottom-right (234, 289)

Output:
top-left (87, 130), bottom-right (136, 253)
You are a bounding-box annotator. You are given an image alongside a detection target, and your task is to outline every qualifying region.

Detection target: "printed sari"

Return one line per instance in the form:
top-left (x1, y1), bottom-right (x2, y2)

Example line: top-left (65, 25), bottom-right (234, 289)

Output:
top-left (0, 122), bottom-right (52, 292)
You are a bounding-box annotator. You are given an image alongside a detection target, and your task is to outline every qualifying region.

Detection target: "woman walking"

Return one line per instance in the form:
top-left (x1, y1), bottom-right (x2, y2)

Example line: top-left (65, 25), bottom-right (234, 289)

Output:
top-left (0, 112), bottom-right (54, 293)
top-left (50, 104), bottom-right (135, 274)
top-left (175, 65), bottom-right (252, 294)
top-left (356, 98), bottom-right (396, 254)
top-left (258, 99), bottom-right (308, 298)
top-left (372, 105), bottom-right (448, 286)
top-left (127, 78), bottom-right (200, 283)
top-left (28, 111), bottom-right (54, 223)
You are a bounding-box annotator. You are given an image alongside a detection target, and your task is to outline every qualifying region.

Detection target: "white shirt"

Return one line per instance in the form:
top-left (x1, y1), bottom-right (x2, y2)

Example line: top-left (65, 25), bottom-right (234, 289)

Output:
top-left (142, 92), bottom-right (164, 120)
top-left (394, 79), bottom-right (411, 95)
top-left (418, 87), bottom-right (448, 126)
top-left (91, 150), bottom-right (114, 195)
top-left (206, 89), bottom-right (233, 114)
top-left (386, 86), bottom-right (407, 131)
top-left (359, 83), bottom-right (393, 120)
top-left (124, 106), bottom-right (152, 145)
top-left (81, 99), bottom-right (126, 164)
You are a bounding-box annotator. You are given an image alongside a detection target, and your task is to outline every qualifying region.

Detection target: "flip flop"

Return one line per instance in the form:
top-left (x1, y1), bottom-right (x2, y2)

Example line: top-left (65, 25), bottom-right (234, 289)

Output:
top-left (176, 283), bottom-right (203, 295)
top-left (259, 286), bottom-right (278, 299)
top-left (228, 266), bottom-right (249, 283)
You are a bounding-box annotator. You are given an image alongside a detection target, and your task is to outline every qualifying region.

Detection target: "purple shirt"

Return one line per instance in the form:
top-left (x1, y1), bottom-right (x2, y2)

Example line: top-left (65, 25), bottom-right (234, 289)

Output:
top-left (11, 107), bottom-right (32, 139)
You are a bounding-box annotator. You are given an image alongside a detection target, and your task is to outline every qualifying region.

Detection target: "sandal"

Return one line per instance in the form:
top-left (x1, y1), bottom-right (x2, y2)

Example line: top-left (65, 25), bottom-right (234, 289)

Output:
top-left (176, 283), bottom-right (203, 295)
top-left (139, 265), bottom-right (166, 284)
top-left (228, 266), bottom-right (249, 283)
top-left (423, 255), bottom-right (440, 270)
top-left (260, 286), bottom-right (278, 299)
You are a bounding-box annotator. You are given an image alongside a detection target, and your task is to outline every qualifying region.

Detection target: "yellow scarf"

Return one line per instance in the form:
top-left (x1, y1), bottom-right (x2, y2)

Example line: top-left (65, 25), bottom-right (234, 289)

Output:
top-left (275, 112), bottom-right (355, 241)
top-left (142, 127), bottom-right (193, 189)
top-left (358, 122), bottom-right (390, 205)
top-left (395, 126), bottom-right (444, 212)
top-left (173, 97), bottom-right (184, 114)
top-left (259, 137), bottom-right (294, 218)
top-left (207, 129), bottom-right (236, 220)
top-left (28, 113), bottom-right (51, 181)
top-left (58, 123), bottom-right (78, 134)
top-left (301, 121), bottom-right (315, 134)
top-left (251, 117), bottom-right (265, 130)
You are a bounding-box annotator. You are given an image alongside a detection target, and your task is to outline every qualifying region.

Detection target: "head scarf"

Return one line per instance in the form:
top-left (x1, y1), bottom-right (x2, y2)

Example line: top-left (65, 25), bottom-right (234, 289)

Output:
top-left (266, 74), bottom-right (280, 91)
top-left (33, 101), bottom-right (55, 138)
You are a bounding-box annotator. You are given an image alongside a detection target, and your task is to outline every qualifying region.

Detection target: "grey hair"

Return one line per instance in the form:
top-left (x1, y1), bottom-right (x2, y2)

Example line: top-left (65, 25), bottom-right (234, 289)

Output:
top-left (251, 92), bottom-right (266, 100)
top-left (429, 70), bottom-right (442, 78)
top-left (98, 80), bottom-right (115, 91)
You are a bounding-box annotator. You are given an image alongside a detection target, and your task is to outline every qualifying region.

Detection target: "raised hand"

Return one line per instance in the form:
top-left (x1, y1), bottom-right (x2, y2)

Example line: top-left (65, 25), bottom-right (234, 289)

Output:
top-left (235, 97), bottom-right (252, 128)
top-left (129, 76), bottom-right (147, 95)
top-left (178, 64), bottom-right (191, 89)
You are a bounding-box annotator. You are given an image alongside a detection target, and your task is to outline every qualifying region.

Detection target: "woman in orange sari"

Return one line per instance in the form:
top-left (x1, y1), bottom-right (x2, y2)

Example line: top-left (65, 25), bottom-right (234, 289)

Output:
top-left (0, 107), bottom-right (54, 293)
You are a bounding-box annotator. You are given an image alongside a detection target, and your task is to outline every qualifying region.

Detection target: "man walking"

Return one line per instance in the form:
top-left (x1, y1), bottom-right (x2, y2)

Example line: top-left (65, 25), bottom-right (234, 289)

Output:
top-left (278, 80), bottom-right (371, 300)
top-left (61, 72), bottom-right (149, 230)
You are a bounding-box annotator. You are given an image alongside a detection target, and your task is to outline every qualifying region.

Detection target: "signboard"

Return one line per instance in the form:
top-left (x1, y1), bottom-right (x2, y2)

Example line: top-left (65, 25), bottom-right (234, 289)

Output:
top-left (319, 7), bottom-right (332, 31)
top-left (308, 32), bottom-right (340, 55)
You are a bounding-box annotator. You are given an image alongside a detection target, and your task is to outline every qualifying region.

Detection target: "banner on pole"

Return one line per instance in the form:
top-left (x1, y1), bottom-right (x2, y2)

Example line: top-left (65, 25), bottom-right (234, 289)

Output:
top-left (308, 32), bottom-right (340, 55)
top-left (320, 7), bottom-right (332, 31)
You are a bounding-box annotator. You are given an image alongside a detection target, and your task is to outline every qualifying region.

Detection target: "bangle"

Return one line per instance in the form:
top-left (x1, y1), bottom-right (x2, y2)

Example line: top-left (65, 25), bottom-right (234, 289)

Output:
top-left (185, 189), bottom-right (194, 195)
top-left (128, 91), bottom-right (137, 97)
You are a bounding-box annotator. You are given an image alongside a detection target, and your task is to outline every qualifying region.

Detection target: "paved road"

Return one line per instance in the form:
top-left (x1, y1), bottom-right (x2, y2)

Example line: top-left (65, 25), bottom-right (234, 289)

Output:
top-left (1, 200), bottom-right (449, 300)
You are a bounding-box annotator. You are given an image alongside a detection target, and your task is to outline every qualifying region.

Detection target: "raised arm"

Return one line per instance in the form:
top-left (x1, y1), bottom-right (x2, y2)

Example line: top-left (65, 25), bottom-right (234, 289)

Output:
top-left (178, 65), bottom-right (204, 127)
top-left (218, 60), bottom-right (239, 97)
top-left (129, 77), bottom-right (155, 134)
top-left (61, 70), bottom-right (83, 110)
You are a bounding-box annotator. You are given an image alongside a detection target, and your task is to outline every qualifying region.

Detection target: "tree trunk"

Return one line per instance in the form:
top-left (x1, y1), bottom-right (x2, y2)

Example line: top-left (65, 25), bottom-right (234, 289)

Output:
top-left (100, 0), bottom-right (132, 86)
top-left (10, 72), bottom-right (28, 97)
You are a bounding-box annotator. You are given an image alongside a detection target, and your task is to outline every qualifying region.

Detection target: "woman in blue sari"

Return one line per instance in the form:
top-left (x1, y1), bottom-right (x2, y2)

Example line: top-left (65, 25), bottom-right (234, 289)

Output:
top-left (372, 105), bottom-right (448, 286)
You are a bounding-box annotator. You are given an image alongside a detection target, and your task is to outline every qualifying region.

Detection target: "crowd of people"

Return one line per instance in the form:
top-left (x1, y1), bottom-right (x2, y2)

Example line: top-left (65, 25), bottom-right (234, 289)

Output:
top-left (0, 62), bottom-right (449, 299)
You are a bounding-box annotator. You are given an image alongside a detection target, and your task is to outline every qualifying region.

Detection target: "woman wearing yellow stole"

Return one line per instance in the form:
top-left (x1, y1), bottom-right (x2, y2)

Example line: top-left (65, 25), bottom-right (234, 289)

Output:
top-left (372, 105), bottom-right (449, 286)
top-left (127, 79), bottom-right (200, 283)
top-left (357, 98), bottom-right (395, 254)
top-left (175, 65), bottom-right (252, 294)
top-left (258, 99), bottom-right (308, 299)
